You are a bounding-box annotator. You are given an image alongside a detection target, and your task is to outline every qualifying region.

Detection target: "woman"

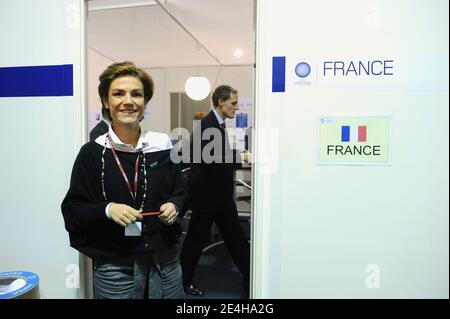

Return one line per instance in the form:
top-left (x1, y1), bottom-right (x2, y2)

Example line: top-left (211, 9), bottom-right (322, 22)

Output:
top-left (61, 61), bottom-right (184, 299)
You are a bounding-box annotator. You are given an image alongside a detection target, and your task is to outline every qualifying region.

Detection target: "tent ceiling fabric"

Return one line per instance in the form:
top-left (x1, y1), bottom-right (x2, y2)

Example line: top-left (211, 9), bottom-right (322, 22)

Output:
top-left (87, 0), bottom-right (254, 68)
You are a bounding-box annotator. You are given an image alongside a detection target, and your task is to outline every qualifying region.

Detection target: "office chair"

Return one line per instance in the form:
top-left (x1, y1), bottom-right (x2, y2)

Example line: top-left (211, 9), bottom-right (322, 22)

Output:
top-left (234, 178), bottom-right (251, 241)
top-left (234, 179), bottom-right (251, 205)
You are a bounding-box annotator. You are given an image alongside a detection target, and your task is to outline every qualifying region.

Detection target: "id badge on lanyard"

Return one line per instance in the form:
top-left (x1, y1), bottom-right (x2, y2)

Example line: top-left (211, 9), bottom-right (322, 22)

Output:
top-left (125, 221), bottom-right (142, 236)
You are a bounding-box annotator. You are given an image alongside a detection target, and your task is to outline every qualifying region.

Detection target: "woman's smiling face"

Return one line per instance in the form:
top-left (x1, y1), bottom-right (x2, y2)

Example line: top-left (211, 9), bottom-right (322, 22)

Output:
top-left (104, 76), bottom-right (145, 128)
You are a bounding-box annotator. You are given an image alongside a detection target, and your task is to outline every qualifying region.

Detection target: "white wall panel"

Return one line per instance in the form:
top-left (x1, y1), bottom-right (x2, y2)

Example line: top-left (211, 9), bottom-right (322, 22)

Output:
top-left (253, 0), bottom-right (448, 298)
top-left (0, 0), bottom-right (86, 298)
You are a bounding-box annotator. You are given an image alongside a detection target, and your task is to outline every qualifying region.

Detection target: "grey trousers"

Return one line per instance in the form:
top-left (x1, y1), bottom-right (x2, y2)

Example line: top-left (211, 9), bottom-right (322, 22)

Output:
top-left (93, 247), bottom-right (184, 299)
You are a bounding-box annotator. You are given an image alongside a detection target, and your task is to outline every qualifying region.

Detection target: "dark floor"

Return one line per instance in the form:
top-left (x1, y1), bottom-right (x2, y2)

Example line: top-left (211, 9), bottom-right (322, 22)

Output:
top-left (178, 217), bottom-right (250, 299)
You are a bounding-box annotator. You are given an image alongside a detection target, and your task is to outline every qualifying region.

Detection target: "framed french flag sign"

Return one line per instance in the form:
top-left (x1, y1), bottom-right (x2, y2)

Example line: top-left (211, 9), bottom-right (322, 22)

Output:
top-left (317, 116), bottom-right (392, 166)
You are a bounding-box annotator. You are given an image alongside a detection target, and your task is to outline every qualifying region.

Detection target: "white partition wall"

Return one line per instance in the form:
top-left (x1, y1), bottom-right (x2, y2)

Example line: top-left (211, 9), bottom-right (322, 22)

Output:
top-left (253, 0), bottom-right (449, 298)
top-left (0, 0), bottom-right (86, 298)
top-left (87, 48), bottom-right (113, 132)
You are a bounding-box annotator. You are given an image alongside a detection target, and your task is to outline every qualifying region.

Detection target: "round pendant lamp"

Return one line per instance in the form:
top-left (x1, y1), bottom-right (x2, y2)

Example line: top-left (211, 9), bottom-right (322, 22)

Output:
top-left (185, 76), bottom-right (211, 101)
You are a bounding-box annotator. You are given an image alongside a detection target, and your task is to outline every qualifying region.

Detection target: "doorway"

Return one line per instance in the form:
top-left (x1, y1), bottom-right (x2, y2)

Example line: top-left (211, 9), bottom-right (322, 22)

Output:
top-left (86, 0), bottom-right (255, 299)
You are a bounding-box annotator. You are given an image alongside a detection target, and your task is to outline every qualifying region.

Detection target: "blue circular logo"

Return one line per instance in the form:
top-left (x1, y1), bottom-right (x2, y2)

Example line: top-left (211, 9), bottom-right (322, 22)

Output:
top-left (295, 62), bottom-right (311, 78)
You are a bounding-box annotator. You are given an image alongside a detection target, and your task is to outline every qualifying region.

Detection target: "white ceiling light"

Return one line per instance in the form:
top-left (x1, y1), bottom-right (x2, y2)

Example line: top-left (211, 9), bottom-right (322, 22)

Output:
top-left (233, 48), bottom-right (243, 58)
top-left (185, 76), bottom-right (211, 101)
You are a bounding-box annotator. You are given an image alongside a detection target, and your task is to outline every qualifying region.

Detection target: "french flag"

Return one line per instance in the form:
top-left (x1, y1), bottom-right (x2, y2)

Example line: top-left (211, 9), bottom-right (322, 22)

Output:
top-left (341, 125), bottom-right (367, 142)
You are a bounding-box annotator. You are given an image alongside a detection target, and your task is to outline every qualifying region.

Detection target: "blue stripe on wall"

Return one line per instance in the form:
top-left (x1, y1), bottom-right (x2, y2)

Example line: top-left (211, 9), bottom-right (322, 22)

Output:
top-left (272, 56), bottom-right (286, 92)
top-left (341, 126), bottom-right (350, 142)
top-left (0, 64), bottom-right (73, 97)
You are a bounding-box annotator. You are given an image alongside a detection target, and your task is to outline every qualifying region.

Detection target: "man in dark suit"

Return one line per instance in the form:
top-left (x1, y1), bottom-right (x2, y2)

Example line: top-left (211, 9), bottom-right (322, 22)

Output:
top-left (180, 85), bottom-right (250, 297)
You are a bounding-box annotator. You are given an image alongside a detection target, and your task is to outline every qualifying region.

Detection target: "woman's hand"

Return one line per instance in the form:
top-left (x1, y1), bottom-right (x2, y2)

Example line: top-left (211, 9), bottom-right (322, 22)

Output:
top-left (109, 203), bottom-right (143, 227)
top-left (159, 202), bottom-right (178, 225)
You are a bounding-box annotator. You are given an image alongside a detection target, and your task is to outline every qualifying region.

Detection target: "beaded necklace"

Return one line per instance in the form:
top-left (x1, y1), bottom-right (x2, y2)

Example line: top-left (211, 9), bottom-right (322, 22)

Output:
top-left (101, 134), bottom-right (148, 210)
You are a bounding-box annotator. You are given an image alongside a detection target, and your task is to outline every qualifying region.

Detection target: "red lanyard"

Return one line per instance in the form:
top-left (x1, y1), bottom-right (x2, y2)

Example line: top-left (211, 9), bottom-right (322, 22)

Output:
top-left (108, 135), bottom-right (140, 206)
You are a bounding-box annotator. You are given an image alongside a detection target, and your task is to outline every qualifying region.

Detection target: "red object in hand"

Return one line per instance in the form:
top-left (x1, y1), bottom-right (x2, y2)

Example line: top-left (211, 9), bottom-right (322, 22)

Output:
top-left (141, 211), bottom-right (160, 216)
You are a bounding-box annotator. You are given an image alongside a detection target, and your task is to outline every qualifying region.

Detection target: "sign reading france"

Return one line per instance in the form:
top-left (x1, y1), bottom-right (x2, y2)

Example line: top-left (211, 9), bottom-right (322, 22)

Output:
top-left (317, 116), bottom-right (391, 165)
top-left (272, 56), bottom-right (396, 92)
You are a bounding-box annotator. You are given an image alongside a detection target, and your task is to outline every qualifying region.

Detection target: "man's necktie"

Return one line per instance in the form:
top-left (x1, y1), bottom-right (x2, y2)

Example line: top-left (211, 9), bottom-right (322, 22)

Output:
top-left (220, 122), bottom-right (226, 129)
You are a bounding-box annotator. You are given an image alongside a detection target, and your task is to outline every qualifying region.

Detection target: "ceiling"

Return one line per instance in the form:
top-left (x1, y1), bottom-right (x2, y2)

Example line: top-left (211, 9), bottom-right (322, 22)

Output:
top-left (87, 0), bottom-right (255, 68)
